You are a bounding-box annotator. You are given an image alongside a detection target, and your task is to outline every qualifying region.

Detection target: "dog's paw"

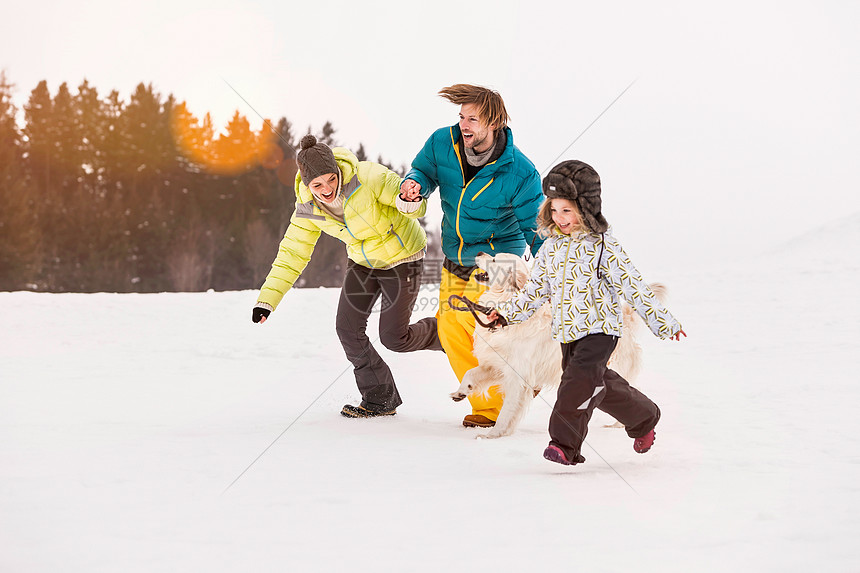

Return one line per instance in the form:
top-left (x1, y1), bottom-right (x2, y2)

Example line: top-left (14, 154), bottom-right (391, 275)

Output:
top-left (450, 380), bottom-right (474, 402)
top-left (450, 391), bottom-right (467, 402)
top-left (479, 430), bottom-right (503, 440)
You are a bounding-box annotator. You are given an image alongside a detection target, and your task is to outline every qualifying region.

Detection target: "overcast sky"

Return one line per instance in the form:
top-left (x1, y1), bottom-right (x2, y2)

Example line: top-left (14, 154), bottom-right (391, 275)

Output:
top-left (2, 0), bottom-right (858, 269)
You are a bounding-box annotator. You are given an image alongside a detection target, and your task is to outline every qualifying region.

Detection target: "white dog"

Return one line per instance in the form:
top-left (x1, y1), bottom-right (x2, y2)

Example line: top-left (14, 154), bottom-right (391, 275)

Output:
top-left (450, 252), bottom-right (666, 439)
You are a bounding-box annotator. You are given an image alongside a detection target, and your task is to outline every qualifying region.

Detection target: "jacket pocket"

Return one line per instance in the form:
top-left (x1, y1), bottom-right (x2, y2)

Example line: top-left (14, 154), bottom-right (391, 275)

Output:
top-left (388, 224), bottom-right (405, 248)
top-left (470, 178), bottom-right (494, 202)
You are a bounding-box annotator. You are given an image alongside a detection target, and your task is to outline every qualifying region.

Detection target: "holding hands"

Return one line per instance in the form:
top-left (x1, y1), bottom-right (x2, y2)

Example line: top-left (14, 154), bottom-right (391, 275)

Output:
top-left (396, 179), bottom-right (424, 214)
top-left (399, 179), bottom-right (422, 202)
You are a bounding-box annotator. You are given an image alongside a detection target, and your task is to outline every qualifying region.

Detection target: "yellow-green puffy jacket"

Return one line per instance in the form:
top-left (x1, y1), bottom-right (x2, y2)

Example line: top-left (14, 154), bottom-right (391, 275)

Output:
top-left (256, 147), bottom-right (427, 310)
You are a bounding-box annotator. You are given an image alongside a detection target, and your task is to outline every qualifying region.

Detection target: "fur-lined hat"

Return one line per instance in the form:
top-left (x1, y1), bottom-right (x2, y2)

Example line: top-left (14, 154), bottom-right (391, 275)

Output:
top-left (542, 160), bottom-right (608, 233)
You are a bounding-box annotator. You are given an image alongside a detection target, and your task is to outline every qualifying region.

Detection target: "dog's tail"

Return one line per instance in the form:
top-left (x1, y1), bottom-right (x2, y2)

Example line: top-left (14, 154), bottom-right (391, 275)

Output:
top-left (621, 282), bottom-right (668, 332)
top-left (615, 282), bottom-right (669, 382)
top-left (648, 282), bottom-right (669, 305)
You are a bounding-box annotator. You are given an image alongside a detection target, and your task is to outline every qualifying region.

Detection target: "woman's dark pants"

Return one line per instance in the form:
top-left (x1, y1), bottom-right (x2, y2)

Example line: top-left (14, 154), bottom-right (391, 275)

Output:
top-left (335, 260), bottom-right (443, 412)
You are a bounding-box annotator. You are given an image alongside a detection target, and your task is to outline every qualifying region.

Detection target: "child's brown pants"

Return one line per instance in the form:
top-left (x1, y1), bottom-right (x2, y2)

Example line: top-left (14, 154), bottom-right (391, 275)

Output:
top-left (549, 333), bottom-right (661, 461)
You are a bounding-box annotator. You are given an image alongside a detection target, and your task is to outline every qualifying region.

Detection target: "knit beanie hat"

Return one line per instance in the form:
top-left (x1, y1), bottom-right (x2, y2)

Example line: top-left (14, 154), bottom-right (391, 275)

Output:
top-left (297, 135), bottom-right (339, 186)
top-left (542, 160), bottom-right (609, 233)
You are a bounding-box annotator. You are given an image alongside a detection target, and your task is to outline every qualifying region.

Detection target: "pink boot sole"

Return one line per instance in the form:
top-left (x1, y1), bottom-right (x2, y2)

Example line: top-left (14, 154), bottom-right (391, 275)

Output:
top-left (634, 429), bottom-right (656, 453)
top-left (543, 445), bottom-right (585, 465)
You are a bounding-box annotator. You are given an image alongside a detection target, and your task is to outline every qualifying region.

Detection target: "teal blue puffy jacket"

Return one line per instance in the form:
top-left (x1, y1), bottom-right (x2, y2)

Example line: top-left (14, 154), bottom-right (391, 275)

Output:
top-left (405, 125), bottom-right (544, 266)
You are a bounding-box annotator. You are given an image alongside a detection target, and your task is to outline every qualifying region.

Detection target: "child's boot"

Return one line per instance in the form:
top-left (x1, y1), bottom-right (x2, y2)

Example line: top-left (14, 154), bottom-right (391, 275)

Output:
top-left (633, 429), bottom-right (656, 453)
top-left (543, 444), bottom-right (585, 466)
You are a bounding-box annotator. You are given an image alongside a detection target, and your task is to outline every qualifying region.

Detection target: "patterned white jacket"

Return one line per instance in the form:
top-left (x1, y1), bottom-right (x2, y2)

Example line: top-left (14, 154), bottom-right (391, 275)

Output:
top-left (496, 228), bottom-right (682, 343)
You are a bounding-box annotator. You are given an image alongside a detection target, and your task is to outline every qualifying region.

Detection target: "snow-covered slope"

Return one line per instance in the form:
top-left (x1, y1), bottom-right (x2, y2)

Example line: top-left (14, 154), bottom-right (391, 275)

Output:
top-left (2, 229), bottom-right (858, 571)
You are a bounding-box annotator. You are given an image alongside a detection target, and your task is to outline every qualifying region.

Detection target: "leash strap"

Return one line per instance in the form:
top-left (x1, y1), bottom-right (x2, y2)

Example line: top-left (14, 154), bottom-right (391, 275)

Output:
top-left (524, 232), bottom-right (539, 261)
top-left (447, 294), bottom-right (507, 330)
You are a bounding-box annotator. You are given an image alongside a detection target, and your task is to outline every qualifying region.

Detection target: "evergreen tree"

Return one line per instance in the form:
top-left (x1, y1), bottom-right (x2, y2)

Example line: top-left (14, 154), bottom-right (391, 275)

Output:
top-left (22, 81), bottom-right (59, 288)
top-left (208, 111), bottom-right (261, 289)
top-left (100, 89), bottom-right (125, 186)
top-left (51, 82), bottom-right (78, 183)
top-left (22, 81), bottom-right (54, 198)
top-left (118, 83), bottom-right (177, 291)
top-left (318, 120), bottom-right (336, 146)
top-left (355, 143), bottom-right (367, 162)
top-left (74, 80), bottom-right (105, 192)
top-left (0, 72), bottom-right (36, 290)
top-left (5, 74), bottom-right (362, 292)
top-left (271, 117), bottom-right (298, 228)
top-left (212, 111), bottom-right (256, 175)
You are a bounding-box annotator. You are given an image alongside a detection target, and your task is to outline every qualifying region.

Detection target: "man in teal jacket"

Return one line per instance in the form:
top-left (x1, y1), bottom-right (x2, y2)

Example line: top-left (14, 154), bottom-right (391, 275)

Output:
top-left (399, 84), bottom-right (544, 427)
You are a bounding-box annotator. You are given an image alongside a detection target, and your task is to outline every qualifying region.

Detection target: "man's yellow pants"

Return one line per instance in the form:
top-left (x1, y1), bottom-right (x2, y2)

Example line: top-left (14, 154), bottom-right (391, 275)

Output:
top-left (437, 268), bottom-right (503, 421)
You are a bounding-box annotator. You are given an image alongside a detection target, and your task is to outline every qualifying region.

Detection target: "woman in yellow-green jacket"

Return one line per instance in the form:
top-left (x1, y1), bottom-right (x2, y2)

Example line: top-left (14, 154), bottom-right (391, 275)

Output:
top-left (252, 135), bottom-right (442, 417)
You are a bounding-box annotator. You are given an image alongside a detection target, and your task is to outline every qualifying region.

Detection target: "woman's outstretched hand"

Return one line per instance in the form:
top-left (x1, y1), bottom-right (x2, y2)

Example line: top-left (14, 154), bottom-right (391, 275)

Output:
top-left (252, 307), bottom-right (270, 324)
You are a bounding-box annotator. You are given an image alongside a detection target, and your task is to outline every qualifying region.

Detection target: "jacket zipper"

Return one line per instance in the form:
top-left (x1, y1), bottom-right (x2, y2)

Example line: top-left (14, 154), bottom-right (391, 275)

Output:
top-left (451, 128), bottom-right (500, 265)
top-left (591, 234), bottom-right (605, 318)
top-left (341, 188), bottom-right (375, 268)
top-left (388, 224), bottom-right (405, 248)
top-left (452, 131), bottom-right (469, 266)
top-left (455, 182), bottom-right (472, 265)
top-left (560, 237), bottom-right (573, 343)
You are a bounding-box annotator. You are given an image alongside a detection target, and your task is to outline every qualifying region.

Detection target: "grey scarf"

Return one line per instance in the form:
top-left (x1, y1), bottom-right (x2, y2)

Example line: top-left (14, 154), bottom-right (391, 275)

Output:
top-left (464, 143), bottom-right (494, 167)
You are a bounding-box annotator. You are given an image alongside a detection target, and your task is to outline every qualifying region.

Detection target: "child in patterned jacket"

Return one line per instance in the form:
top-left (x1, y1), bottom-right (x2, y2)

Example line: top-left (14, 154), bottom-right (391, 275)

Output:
top-left (488, 160), bottom-right (686, 466)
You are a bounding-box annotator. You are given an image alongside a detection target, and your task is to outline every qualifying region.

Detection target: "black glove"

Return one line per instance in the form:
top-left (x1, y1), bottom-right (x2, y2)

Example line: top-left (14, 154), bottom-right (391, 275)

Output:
top-left (252, 307), bottom-right (271, 323)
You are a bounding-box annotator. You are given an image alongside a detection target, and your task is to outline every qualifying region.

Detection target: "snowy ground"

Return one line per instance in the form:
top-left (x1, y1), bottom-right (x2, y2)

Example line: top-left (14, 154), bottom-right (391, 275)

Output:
top-left (2, 215), bottom-right (859, 572)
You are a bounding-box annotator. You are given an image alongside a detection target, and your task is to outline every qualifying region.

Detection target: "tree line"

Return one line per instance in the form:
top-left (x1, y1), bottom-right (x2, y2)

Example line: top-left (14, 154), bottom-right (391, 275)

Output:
top-left (0, 73), bottom-right (437, 293)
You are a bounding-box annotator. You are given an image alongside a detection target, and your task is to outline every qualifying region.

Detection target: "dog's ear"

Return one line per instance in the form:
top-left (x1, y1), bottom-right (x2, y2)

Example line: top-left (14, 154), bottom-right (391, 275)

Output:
top-left (514, 267), bottom-right (530, 290)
